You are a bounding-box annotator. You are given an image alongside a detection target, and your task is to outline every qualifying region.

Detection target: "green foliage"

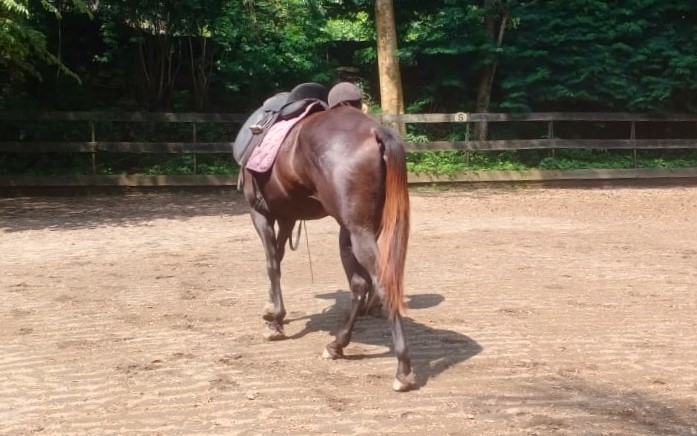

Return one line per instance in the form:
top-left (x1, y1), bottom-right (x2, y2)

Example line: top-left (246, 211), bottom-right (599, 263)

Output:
top-left (407, 151), bottom-right (468, 175)
top-left (538, 149), bottom-right (697, 170)
top-left (94, 0), bottom-right (336, 110)
top-left (501, 0), bottom-right (697, 112)
top-left (406, 150), bottom-right (528, 175)
top-left (213, 0), bottom-right (332, 105)
top-left (131, 155), bottom-right (238, 176)
top-left (4, 148), bottom-right (697, 177)
top-left (0, 152), bottom-right (241, 176)
top-left (389, 0), bottom-right (697, 113)
top-left (3, 0), bottom-right (697, 150)
top-left (404, 148), bottom-right (697, 176)
top-left (0, 0), bottom-right (89, 93)
top-left (539, 150), bottom-right (636, 170)
top-left (403, 2), bottom-right (483, 58)
top-left (1, 0), bottom-right (28, 14)
top-left (394, 1), bottom-right (511, 111)
top-left (0, 153), bottom-right (91, 175)
top-left (323, 11), bottom-right (372, 41)
top-left (1, 0), bottom-right (46, 84)
top-left (6, 0), bottom-right (697, 114)
top-left (96, 0), bottom-right (226, 110)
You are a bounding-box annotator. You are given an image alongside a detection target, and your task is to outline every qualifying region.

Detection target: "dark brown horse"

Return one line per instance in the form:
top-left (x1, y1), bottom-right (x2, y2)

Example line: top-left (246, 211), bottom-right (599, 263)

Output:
top-left (241, 105), bottom-right (415, 391)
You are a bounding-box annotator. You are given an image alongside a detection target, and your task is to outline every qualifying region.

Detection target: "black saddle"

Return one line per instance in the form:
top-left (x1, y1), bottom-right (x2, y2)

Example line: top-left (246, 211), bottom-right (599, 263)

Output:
top-left (233, 82), bottom-right (328, 165)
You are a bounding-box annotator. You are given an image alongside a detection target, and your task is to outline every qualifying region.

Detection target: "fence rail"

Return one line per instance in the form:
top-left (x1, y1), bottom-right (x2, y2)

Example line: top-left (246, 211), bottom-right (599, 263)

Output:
top-left (0, 112), bottom-right (246, 123)
top-left (2, 111), bottom-right (697, 186)
top-left (3, 112), bottom-right (697, 150)
top-left (3, 111), bottom-right (697, 123)
top-left (379, 112), bottom-right (697, 123)
top-left (0, 141), bottom-right (232, 154)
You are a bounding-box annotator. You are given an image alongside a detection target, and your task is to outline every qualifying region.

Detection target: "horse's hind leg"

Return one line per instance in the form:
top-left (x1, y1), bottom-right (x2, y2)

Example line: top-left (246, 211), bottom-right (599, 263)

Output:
top-left (327, 227), bottom-right (414, 391)
top-left (389, 312), bottom-right (415, 391)
top-left (250, 209), bottom-right (294, 340)
top-left (323, 226), bottom-right (372, 359)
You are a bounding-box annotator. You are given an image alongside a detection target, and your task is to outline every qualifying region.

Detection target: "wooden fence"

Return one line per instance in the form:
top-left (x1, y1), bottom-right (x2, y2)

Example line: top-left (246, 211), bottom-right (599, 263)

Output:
top-left (2, 111), bottom-right (697, 186)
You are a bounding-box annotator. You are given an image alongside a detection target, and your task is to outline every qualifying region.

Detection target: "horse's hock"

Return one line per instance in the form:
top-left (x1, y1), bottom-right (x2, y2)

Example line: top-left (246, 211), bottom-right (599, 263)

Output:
top-left (1, 186), bottom-right (697, 434)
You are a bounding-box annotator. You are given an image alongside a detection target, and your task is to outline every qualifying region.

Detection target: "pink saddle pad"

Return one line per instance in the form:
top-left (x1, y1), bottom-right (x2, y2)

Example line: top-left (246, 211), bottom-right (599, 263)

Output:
top-left (246, 101), bottom-right (322, 173)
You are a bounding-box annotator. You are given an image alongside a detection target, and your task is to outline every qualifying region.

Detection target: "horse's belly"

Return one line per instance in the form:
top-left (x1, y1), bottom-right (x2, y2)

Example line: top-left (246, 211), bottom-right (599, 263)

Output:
top-left (268, 195), bottom-right (327, 221)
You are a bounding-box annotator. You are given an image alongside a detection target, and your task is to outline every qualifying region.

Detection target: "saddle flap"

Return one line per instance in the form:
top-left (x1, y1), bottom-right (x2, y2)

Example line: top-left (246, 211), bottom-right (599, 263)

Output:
top-left (233, 106), bottom-right (264, 163)
top-left (233, 92), bottom-right (292, 164)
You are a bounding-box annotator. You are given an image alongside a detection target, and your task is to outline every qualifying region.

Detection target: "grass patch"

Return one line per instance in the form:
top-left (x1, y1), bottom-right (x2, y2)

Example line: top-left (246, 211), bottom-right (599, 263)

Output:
top-left (0, 153), bottom-right (240, 176)
top-left (406, 149), bottom-right (697, 175)
top-left (2, 149), bottom-right (697, 177)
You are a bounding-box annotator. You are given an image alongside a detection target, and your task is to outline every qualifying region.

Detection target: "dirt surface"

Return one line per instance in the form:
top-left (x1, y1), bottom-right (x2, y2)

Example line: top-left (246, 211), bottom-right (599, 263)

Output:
top-left (1, 185), bottom-right (697, 435)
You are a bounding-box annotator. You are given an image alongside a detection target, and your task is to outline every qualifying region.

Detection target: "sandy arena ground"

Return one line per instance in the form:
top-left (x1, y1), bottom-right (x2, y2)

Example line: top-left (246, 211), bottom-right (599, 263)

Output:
top-left (1, 185), bottom-right (697, 435)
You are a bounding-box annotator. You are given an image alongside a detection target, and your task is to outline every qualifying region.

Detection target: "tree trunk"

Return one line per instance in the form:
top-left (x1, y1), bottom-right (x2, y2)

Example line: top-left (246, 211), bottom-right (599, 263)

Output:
top-left (475, 4), bottom-right (508, 140)
top-left (375, 0), bottom-right (405, 135)
top-left (188, 35), bottom-right (216, 112)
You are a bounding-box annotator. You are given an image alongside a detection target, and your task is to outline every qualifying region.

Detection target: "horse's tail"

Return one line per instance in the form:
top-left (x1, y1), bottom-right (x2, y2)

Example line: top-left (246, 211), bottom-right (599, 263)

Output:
top-left (376, 126), bottom-right (410, 320)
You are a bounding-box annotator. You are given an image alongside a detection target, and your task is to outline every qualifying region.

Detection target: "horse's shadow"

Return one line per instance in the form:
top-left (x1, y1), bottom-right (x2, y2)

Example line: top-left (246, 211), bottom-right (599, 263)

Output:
top-left (285, 291), bottom-right (482, 389)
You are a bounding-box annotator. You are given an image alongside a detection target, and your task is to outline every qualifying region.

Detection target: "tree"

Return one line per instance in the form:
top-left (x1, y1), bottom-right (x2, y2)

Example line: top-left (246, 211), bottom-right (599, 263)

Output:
top-left (214, 0), bottom-right (331, 109)
top-left (1, 0), bottom-right (37, 88)
top-left (398, 0), bottom-right (515, 134)
top-left (181, 0), bottom-right (222, 111)
top-left (375, 0), bottom-right (405, 133)
top-left (98, 0), bottom-right (187, 110)
top-left (0, 0), bottom-right (88, 96)
top-left (5, 0), bottom-right (697, 115)
top-left (501, 0), bottom-right (697, 112)
top-left (474, 0), bottom-right (510, 139)
top-left (396, 0), bottom-right (495, 113)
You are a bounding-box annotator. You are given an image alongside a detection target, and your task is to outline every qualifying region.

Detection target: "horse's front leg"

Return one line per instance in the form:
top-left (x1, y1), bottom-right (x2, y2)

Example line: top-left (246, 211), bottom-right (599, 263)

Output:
top-left (250, 210), bottom-right (294, 340)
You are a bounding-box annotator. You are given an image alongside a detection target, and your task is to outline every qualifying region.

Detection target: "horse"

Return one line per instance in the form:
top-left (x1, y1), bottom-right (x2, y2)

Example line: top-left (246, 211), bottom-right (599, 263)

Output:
top-left (240, 104), bottom-right (415, 392)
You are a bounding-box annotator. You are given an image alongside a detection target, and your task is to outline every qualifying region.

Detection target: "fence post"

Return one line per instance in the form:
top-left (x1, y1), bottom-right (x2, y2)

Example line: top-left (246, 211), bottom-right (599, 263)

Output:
top-left (548, 120), bottom-right (555, 159)
top-left (630, 121), bottom-right (637, 168)
top-left (192, 122), bottom-right (198, 175)
top-left (465, 122), bottom-right (471, 167)
top-left (90, 121), bottom-right (96, 175)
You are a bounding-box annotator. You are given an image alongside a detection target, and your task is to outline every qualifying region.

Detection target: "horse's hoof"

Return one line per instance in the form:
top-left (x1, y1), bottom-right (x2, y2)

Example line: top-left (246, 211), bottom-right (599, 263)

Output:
top-left (262, 303), bottom-right (275, 322)
top-left (322, 346), bottom-right (343, 360)
top-left (392, 370), bottom-right (416, 392)
top-left (263, 323), bottom-right (286, 341)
